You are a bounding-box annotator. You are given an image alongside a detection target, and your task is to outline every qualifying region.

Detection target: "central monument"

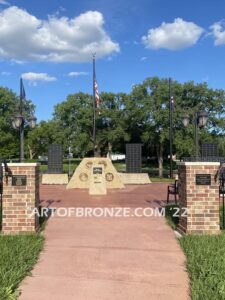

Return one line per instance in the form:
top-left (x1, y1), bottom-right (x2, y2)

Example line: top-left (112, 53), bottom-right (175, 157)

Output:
top-left (66, 158), bottom-right (124, 194)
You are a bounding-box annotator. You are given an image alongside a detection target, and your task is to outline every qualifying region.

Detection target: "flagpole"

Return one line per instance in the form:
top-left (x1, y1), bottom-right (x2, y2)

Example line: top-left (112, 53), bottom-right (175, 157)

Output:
top-left (92, 54), bottom-right (96, 157)
top-left (169, 77), bottom-right (173, 178)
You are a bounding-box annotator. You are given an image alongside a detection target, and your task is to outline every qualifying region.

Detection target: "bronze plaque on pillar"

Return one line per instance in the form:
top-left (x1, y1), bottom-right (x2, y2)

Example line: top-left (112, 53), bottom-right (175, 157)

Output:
top-left (12, 175), bottom-right (27, 186)
top-left (196, 174), bottom-right (211, 185)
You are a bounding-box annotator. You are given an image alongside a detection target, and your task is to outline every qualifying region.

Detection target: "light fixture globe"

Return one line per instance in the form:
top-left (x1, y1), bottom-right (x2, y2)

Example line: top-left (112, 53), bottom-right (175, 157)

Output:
top-left (182, 114), bottom-right (190, 127)
top-left (29, 115), bottom-right (37, 129)
top-left (198, 111), bottom-right (208, 128)
top-left (12, 118), bottom-right (17, 129)
top-left (103, 117), bottom-right (111, 126)
top-left (12, 114), bottom-right (23, 129)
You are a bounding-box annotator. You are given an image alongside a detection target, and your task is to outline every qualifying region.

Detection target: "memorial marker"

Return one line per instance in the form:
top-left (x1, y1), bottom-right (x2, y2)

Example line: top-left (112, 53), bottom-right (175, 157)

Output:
top-left (196, 174), bottom-right (211, 185)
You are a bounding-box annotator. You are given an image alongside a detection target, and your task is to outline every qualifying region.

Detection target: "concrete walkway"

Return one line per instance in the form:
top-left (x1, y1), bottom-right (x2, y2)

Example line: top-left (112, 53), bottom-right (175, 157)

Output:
top-left (19, 184), bottom-right (189, 300)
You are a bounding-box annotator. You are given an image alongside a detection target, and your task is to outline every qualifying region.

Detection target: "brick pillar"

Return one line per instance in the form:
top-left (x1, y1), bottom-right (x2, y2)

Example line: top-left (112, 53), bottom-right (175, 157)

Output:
top-left (177, 162), bottom-right (220, 235)
top-left (2, 163), bottom-right (40, 234)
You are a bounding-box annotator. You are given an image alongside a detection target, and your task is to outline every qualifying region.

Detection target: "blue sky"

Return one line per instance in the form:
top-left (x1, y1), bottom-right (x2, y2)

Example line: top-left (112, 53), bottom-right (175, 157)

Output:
top-left (0, 0), bottom-right (225, 121)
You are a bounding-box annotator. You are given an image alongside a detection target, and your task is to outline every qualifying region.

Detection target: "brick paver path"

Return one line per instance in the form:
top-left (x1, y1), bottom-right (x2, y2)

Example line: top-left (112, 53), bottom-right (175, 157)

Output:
top-left (19, 184), bottom-right (189, 300)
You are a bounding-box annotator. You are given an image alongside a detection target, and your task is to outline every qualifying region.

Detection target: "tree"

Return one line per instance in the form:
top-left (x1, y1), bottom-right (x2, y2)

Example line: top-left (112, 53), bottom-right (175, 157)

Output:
top-left (53, 92), bottom-right (93, 157)
top-left (126, 77), bottom-right (225, 177)
top-left (26, 120), bottom-right (63, 159)
top-left (174, 81), bottom-right (225, 157)
top-left (95, 92), bottom-right (130, 156)
top-left (125, 78), bottom-right (172, 177)
top-left (0, 87), bottom-right (35, 159)
top-left (23, 77), bottom-right (224, 176)
top-left (52, 92), bottom-right (130, 157)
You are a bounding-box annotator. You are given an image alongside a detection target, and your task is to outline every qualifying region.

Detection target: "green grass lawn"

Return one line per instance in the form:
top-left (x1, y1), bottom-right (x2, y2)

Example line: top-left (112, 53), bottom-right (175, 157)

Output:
top-left (38, 159), bottom-right (175, 183)
top-left (165, 204), bottom-right (225, 299)
top-left (0, 234), bottom-right (44, 300)
top-left (150, 177), bottom-right (174, 183)
top-left (165, 204), bottom-right (180, 229)
top-left (180, 234), bottom-right (225, 300)
top-left (39, 158), bottom-right (81, 175)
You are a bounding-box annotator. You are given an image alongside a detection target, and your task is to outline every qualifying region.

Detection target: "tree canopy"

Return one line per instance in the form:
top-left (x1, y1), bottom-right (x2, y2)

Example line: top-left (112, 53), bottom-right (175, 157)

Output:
top-left (1, 77), bottom-right (224, 176)
top-left (0, 87), bottom-right (34, 159)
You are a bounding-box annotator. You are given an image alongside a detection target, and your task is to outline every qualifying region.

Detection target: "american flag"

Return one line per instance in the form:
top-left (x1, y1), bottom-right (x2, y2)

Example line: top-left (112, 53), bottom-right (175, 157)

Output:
top-left (94, 79), bottom-right (100, 109)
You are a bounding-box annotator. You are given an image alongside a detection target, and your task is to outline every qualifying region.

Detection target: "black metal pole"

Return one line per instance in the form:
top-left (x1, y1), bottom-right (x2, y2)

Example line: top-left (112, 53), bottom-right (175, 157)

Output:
top-left (169, 78), bottom-right (173, 178)
top-left (92, 54), bottom-right (96, 157)
top-left (195, 112), bottom-right (199, 159)
top-left (222, 173), bottom-right (225, 229)
top-left (223, 192), bottom-right (225, 229)
top-left (19, 78), bottom-right (24, 162)
top-left (20, 122), bottom-right (24, 162)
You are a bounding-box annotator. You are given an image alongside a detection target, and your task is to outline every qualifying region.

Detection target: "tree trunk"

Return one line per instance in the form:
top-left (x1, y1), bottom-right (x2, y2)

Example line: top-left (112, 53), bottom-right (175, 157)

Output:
top-left (28, 145), bottom-right (35, 160)
top-left (157, 142), bottom-right (163, 178)
top-left (96, 144), bottom-right (101, 157)
top-left (107, 141), bottom-right (112, 159)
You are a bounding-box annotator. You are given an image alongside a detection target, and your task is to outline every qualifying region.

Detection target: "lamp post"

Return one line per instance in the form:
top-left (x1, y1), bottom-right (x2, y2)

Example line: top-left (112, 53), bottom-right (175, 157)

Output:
top-left (169, 78), bottom-right (174, 178)
top-left (182, 110), bottom-right (208, 159)
top-left (12, 78), bottom-right (37, 162)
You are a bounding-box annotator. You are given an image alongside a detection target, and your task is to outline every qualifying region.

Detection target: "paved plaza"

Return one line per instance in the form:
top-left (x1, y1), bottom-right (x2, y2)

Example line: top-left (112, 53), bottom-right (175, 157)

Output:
top-left (19, 184), bottom-right (189, 300)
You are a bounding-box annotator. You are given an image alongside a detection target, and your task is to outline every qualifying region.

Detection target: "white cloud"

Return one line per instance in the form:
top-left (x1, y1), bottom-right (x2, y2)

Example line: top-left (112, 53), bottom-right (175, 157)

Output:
top-left (210, 21), bottom-right (225, 45)
top-left (1, 71), bottom-right (10, 75)
top-left (10, 59), bottom-right (25, 65)
top-left (58, 6), bottom-right (66, 13)
top-left (0, 6), bottom-right (119, 62)
top-left (140, 56), bottom-right (147, 61)
top-left (52, 6), bottom-right (67, 17)
top-left (142, 18), bottom-right (204, 50)
top-left (22, 72), bottom-right (56, 86)
top-left (0, 0), bottom-right (10, 6)
top-left (68, 71), bottom-right (88, 77)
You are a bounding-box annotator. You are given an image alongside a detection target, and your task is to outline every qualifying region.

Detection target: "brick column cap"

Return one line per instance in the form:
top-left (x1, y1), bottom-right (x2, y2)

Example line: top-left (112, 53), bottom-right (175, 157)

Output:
top-left (177, 162), bottom-right (220, 166)
top-left (7, 163), bottom-right (40, 167)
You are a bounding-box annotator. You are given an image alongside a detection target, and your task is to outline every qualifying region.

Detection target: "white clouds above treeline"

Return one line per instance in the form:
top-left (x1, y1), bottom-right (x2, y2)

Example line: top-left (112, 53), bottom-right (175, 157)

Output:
top-left (22, 72), bottom-right (56, 86)
top-left (0, 4), bottom-right (224, 65)
top-left (0, 6), bottom-right (119, 63)
top-left (210, 21), bottom-right (225, 45)
top-left (68, 72), bottom-right (88, 77)
top-left (142, 18), bottom-right (225, 51)
top-left (142, 18), bottom-right (204, 50)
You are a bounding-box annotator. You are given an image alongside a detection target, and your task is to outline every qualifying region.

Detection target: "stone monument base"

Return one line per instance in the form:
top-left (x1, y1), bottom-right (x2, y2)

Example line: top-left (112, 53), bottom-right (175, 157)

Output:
top-left (119, 173), bottom-right (151, 184)
top-left (42, 174), bottom-right (69, 185)
top-left (89, 164), bottom-right (107, 195)
top-left (67, 158), bottom-right (124, 190)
